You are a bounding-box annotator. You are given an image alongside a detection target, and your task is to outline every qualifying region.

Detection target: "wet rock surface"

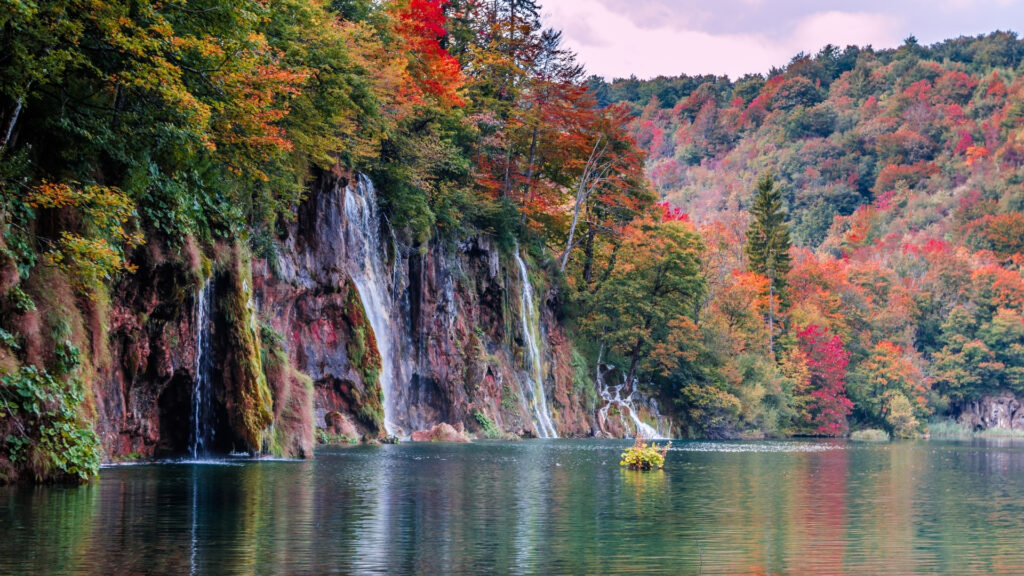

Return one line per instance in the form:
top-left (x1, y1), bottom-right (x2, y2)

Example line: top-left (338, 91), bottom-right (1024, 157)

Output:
top-left (92, 170), bottom-right (627, 460)
top-left (959, 392), bottom-right (1024, 430)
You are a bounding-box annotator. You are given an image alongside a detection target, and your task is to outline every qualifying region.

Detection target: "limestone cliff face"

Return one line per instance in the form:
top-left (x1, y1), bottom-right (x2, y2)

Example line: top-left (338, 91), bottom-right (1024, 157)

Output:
top-left (96, 243), bottom-right (204, 458)
top-left (958, 392), bottom-right (1024, 431)
top-left (402, 238), bottom-right (597, 438)
top-left (255, 171), bottom-right (598, 440)
top-left (98, 241), bottom-right (293, 458)
top-left (94, 170), bottom-right (600, 461)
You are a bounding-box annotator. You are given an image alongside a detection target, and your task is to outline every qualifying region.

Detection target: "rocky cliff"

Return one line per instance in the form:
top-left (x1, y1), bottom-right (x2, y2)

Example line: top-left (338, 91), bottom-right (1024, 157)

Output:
top-left (958, 393), bottom-right (1024, 431)
top-left (89, 170), bottom-right (622, 461)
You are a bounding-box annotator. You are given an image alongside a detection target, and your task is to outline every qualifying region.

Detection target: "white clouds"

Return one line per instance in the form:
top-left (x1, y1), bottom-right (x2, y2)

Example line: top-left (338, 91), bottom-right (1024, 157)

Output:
top-left (544, 2), bottom-right (786, 79)
top-left (932, 0), bottom-right (1018, 10)
top-left (791, 11), bottom-right (902, 53)
top-left (543, 3), bottom-right (904, 79)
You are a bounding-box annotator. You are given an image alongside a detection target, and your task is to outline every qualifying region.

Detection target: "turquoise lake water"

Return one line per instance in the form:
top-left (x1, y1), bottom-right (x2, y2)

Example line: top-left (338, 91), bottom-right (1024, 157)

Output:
top-left (4, 438), bottom-right (1024, 575)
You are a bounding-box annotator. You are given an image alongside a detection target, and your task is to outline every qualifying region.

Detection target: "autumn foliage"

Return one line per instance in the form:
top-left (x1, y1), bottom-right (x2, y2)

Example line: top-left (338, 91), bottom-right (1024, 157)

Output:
top-left (797, 325), bottom-right (853, 436)
top-left (4, 0), bottom-right (1024, 454)
top-left (586, 32), bottom-right (1024, 438)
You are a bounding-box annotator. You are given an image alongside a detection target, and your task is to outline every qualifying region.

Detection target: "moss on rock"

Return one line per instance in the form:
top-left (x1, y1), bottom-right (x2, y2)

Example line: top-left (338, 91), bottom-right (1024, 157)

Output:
top-left (221, 244), bottom-right (274, 453)
top-left (260, 323), bottom-right (315, 458)
top-left (343, 278), bottom-right (384, 433)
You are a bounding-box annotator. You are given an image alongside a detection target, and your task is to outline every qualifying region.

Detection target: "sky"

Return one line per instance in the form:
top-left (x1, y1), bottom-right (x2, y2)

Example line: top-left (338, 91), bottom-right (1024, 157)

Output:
top-left (541, 0), bottom-right (1024, 80)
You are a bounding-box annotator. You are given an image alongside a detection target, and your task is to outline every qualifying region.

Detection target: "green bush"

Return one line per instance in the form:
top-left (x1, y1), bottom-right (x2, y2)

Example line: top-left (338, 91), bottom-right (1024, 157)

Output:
top-left (473, 411), bottom-right (502, 439)
top-left (620, 437), bottom-right (672, 471)
top-left (1, 364), bottom-right (100, 482)
top-left (315, 429), bottom-right (357, 445)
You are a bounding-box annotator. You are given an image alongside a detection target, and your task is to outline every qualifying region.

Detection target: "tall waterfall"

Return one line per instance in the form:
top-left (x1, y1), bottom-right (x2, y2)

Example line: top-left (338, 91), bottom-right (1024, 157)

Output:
top-left (190, 280), bottom-right (215, 458)
top-left (513, 246), bottom-right (558, 438)
top-left (344, 176), bottom-right (400, 437)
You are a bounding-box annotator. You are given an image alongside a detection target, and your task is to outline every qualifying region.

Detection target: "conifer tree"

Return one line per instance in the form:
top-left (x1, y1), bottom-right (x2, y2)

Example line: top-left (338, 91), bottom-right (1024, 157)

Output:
top-left (745, 174), bottom-right (791, 354)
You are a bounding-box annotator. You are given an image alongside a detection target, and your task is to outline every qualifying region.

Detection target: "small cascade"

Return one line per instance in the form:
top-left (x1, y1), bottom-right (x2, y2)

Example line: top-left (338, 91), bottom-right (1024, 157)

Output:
top-left (512, 245), bottom-right (558, 439)
top-left (190, 280), bottom-right (215, 458)
top-left (344, 176), bottom-right (401, 436)
top-left (596, 354), bottom-right (669, 439)
top-left (599, 381), bottom-right (666, 439)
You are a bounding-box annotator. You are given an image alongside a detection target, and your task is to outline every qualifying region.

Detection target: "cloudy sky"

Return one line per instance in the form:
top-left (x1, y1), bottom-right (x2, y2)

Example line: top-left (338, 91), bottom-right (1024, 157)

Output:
top-left (541, 0), bottom-right (1024, 80)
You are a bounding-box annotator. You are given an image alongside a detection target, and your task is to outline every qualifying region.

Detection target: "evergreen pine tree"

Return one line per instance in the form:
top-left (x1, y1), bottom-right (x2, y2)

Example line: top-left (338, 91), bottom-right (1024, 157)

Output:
top-left (745, 173), bottom-right (791, 354)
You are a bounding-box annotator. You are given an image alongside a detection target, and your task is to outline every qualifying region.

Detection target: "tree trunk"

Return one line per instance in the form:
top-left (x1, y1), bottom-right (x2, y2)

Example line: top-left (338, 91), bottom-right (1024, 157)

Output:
top-left (768, 281), bottom-right (775, 357)
top-left (524, 123), bottom-right (538, 199)
top-left (560, 186), bottom-right (585, 272)
top-left (582, 226), bottom-right (596, 286)
top-left (560, 137), bottom-right (604, 271)
top-left (626, 335), bottom-right (644, 390)
top-left (0, 99), bottom-right (23, 154)
top-left (502, 143), bottom-right (514, 199)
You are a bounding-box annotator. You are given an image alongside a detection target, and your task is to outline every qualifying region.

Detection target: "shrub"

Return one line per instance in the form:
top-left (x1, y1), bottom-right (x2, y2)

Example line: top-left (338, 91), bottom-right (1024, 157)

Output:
top-left (850, 428), bottom-right (891, 442)
top-left (620, 436), bottom-right (672, 471)
top-left (473, 411), bottom-right (502, 439)
top-left (1, 363), bottom-right (101, 482)
top-left (315, 429), bottom-right (357, 445)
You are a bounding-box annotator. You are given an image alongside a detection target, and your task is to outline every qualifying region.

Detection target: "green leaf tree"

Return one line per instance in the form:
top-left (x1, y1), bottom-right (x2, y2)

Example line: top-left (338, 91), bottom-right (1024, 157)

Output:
top-left (745, 173), bottom-right (791, 355)
top-left (583, 215), bottom-right (705, 389)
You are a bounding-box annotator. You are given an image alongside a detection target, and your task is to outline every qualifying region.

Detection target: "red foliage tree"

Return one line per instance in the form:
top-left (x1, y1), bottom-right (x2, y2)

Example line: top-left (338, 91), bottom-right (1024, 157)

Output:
top-left (658, 200), bottom-right (690, 223)
top-left (798, 324), bottom-right (853, 436)
top-left (391, 0), bottom-right (465, 108)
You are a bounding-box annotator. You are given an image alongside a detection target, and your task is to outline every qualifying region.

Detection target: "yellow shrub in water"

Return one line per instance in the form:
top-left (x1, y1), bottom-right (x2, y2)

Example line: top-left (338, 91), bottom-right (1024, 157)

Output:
top-left (620, 437), bottom-right (672, 471)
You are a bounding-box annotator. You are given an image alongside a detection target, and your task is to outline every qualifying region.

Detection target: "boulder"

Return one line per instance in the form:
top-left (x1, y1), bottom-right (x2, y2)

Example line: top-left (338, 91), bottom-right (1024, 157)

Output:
top-left (324, 411), bottom-right (359, 440)
top-left (410, 422), bottom-right (471, 443)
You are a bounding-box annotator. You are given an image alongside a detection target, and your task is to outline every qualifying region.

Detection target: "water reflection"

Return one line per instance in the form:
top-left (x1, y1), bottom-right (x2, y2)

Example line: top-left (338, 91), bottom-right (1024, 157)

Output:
top-left (5, 440), bottom-right (1024, 574)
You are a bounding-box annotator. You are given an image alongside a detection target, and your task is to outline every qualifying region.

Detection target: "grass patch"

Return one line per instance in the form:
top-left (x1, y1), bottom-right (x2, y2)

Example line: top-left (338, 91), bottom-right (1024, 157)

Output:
top-left (850, 428), bottom-right (890, 442)
top-left (315, 429), bottom-right (358, 445)
top-left (928, 419), bottom-right (1024, 439)
top-left (927, 419), bottom-right (974, 438)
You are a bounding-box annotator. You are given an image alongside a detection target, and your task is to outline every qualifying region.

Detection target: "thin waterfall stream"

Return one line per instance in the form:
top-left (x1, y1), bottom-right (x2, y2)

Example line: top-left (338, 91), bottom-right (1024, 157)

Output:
top-left (513, 246), bottom-right (558, 438)
top-left (190, 280), bottom-right (215, 458)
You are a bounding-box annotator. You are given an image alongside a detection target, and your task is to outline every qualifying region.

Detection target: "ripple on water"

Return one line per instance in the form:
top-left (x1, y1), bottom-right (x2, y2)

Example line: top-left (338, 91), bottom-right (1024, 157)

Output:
top-left (101, 456), bottom-right (306, 469)
top-left (13, 439), bottom-right (1024, 576)
top-left (670, 440), bottom-right (846, 453)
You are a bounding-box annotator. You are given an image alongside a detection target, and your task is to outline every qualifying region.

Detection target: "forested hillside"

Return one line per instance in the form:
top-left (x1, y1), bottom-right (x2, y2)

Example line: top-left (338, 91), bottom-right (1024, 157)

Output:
top-left (0, 0), bottom-right (691, 483)
top-left (590, 33), bottom-right (1024, 438)
top-left (2, 0), bottom-right (1024, 484)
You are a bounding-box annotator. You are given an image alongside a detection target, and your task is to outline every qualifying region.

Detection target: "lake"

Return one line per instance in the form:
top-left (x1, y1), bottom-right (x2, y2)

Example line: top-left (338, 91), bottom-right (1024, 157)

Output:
top-left (4, 439), bottom-right (1024, 575)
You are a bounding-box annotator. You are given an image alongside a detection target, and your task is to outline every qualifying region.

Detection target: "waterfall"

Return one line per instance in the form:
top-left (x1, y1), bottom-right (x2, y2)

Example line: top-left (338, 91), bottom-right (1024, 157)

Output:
top-left (344, 176), bottom-right (400, 437)
top-left (596, 353), bottom-right (668, 439)
top-left (598, 380), bottom-right (667, 440)
top-left (190, 280), bottom-right (215, 459)
top-left (513, 246), bottom-right (558, 439)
